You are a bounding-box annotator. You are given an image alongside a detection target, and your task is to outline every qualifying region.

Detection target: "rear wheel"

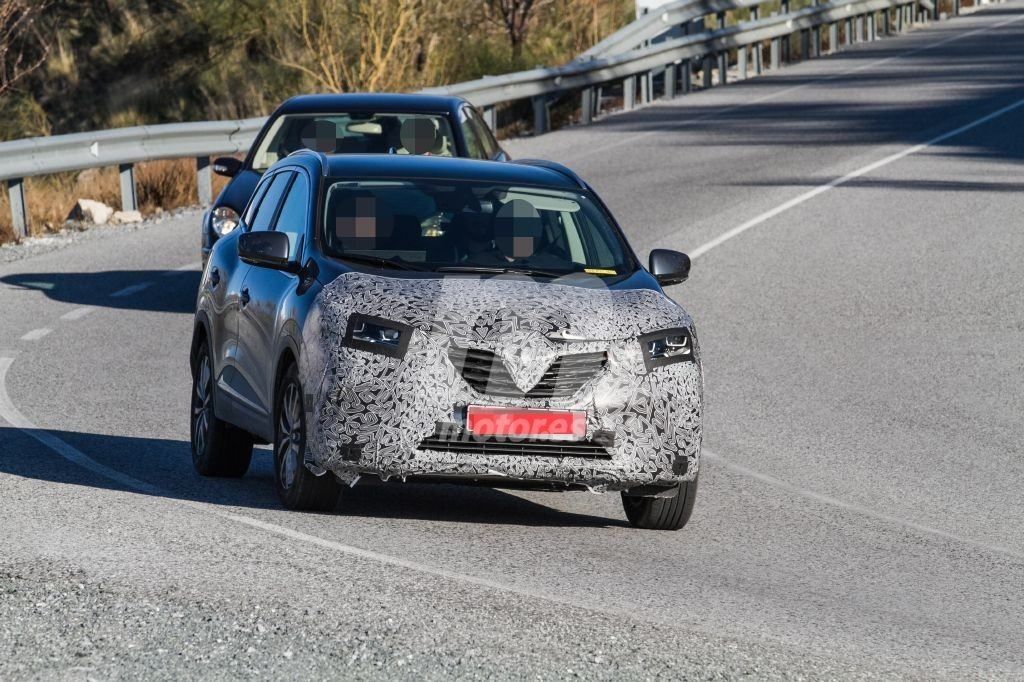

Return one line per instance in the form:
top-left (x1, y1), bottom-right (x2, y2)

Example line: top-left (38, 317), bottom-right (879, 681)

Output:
top-left (621, 476), bottom-right (698, 531)
top-left (274, 363), bottom-right (341, 512)
top-left (191, 342), bottom-right (253, 477)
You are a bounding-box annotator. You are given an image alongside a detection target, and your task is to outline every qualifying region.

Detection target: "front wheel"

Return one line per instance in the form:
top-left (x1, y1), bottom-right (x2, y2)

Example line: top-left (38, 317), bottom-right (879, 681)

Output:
top-left (274, 363), bottom-right (341, 512)
top-left (621, 476), bottom-right (698, 531)
top-left (191, 342), bottom-right (253, 477)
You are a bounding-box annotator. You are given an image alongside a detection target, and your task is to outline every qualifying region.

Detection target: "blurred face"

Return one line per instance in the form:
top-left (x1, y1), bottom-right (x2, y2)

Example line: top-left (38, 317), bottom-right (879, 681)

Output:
top-left (335, 196), bottom-right (391, 247)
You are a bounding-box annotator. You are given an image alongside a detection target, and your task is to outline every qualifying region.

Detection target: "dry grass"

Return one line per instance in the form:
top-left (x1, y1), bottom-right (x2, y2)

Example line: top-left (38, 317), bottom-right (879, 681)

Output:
top-left (0, 158), bottom-right (232, 243)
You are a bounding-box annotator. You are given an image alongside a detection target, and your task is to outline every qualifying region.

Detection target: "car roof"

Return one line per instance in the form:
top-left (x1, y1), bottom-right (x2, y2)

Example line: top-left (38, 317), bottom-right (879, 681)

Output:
top-left (275, 93), bottom-right (467, 116)
top-left (303, 154), bottom-right (584, 190)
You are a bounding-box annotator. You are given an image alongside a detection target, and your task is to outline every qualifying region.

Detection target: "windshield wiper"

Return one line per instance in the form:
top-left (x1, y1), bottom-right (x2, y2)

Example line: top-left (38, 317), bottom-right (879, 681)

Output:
top-left (338, 254), bottom-right (427, 271)
top-left (435, 265), bottom-right (564, 279)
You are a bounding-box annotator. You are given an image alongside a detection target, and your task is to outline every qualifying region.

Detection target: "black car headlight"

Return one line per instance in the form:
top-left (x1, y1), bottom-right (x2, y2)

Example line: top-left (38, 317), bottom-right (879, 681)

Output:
top-left (638, 327), bottom-right (696, 371)
top-left (211, 206), bottom-right (240, 236)
top-left (343, 314), bottom-right (412, 359)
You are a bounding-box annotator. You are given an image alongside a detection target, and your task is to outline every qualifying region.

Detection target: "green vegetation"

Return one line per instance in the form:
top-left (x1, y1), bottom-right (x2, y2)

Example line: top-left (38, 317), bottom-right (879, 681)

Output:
top-left (1, 0), bottom-right (634, 141)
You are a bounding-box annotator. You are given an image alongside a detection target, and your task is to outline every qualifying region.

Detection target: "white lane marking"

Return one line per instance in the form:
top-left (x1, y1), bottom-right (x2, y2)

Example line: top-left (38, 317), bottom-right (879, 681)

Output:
top-left (19, 328), bottom-right (53, 342)
top-left (0, 355), bottom-right (651, 621)
top-left (60, 306), bottom-right (96, 321)
top-left (162, 262), bottom-right (202, 276)
top-left (703, 448), bottom-right (1024, 561)
top-left (690, 94), bottom-right (1024, 259)
top-left (571, 9), bottom-right (1024, 161)
top-left (110, 282), bottom-right (152, 298)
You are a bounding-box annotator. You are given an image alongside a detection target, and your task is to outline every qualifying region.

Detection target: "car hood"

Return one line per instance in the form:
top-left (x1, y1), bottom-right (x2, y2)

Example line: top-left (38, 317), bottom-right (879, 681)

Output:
top-left (317, 271), bottom-right (691, 339)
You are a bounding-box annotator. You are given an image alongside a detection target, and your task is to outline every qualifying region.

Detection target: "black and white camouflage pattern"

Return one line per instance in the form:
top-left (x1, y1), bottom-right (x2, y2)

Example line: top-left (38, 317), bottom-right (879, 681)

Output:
top-left (300, 272), bottom-right (703, 491)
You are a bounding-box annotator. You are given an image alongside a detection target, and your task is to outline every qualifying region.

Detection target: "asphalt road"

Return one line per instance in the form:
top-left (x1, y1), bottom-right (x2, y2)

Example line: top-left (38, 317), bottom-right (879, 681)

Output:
top-left (2, 4), bottom-right (1024, 678)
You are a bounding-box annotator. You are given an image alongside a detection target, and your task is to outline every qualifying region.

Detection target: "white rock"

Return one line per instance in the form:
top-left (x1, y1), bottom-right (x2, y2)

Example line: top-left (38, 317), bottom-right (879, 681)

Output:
top-left (110, 210), bottom-right (142, 224)
top-left (67, 199), bottom-right (114, 225)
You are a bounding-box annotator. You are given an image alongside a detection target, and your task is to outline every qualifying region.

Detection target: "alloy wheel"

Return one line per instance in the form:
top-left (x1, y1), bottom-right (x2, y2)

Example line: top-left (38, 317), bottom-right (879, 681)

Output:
top-left (277, 382), bottom-right (303, 490)
top-left (192, 354), bottom-right (212, 455)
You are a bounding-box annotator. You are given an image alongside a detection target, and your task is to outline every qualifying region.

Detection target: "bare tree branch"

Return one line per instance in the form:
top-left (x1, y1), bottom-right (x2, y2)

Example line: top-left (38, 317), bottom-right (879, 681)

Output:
top-left (0, 0), bottom-right (50, 98)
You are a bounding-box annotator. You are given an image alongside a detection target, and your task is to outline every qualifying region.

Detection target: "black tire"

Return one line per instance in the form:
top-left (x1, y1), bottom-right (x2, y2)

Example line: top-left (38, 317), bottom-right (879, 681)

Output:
top-left (273, 362), bottom-right (341, 512)
top-left (621, 476), bottom-right (698, 531)
top-left (191, 342), bottom-right (253, 477)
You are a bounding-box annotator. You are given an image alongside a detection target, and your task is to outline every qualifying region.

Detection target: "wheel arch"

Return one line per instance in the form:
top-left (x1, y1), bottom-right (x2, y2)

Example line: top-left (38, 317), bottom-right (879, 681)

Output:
top-left (190, 311), bottom-right (213, 374)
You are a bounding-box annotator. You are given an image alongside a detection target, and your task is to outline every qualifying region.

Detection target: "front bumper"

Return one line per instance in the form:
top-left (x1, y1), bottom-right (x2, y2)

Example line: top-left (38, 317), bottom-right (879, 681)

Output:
top-left (305, 329), bottom-right (703, 492)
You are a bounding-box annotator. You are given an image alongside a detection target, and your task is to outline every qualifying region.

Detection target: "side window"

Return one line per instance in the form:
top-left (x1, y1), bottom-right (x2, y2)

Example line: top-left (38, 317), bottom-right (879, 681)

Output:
top-left (242, 175), bottom-right (273, 227)
top-left (469, 109), bottom-right (500, 159)
top-left (250, 172), bottom-right (293, 232)
top-left (272, 173), bottom-right (310, 252)
top-left (459, 110), bottom-right (487, 159)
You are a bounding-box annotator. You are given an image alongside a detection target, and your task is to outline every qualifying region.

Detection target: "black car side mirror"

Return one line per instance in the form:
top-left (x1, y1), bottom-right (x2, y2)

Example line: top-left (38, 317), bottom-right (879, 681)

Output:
top-left (238, 231), bottom-right (294, 270)
top-left (649, 249), bottom-right (690, 286)
top-left (213, 156), bottom-right (242, 178)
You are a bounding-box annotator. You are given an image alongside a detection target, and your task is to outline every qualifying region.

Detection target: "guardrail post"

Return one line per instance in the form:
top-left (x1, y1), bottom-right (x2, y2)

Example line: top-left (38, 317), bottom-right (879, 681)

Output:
top-left (844, 18), bottom-right (853, 44)
top-left (856, 15), bottom-right (864, 42)
top-left (703, 54), bottom-right (714, 88)
top-left (580, 88), bottom-right (594, 124)
top-left (623, 77), bottom-right (636, 111)
top-left (869, 13), bottom-right (877, 40)
top-left (829, 23), bottom-right (839, 52)
top-left (812, 25), bottom-right (822, 57)
top-left (780, 3), bottom-right (790, 62)
top-left (800, 30), bottom-right (810, 60)
top-left (750, 8), bottom-right (763, 75)
top-left (770, 37), bottom-right (781, 70)
top-left (7, 178), bottom-right (28, 239)
top-left (681, 59), bottom-right (692, 94)
top-left (953, 0), bottom-right (960, 16)
top-left (716, 12), bottom-right (728, 82)
top-left (118, 163), bottom-right (138, 213)
top-left (196, 156), bottom-right (212, 207)
top-left (738, 46), bottom-right (748, 80)
top-left (482, 106), bottom-right (497, 131)
top-left (664, 64), bottom-right (676, 98)
top-left (531, 96), bottom-right (549, 135)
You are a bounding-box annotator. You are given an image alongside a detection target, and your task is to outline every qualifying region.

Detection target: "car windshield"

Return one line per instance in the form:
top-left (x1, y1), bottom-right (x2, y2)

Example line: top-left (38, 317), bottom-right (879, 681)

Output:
top-left (321, 179), bottom-right (635, 277)
top-left (251, 113), bottom-right (456, 170)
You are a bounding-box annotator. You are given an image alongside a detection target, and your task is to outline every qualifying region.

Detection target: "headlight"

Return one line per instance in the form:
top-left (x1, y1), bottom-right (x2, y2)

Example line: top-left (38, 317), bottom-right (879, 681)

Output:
top-left (343, 314), bottom-right (411, 359)
top-left (639, 327), bottom-right (695, 371)
top-left (211, 206), bottom-right (240, 236)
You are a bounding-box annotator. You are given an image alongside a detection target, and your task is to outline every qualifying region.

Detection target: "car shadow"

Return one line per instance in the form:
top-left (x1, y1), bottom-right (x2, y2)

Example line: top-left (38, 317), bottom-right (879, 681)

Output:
top-left (1, 270), bottom-right (200, 315)
top-left (0, 426), bottom-right (626, 529)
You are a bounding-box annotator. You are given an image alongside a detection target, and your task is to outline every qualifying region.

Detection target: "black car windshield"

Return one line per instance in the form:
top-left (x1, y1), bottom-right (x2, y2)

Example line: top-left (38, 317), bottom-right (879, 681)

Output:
top-left (321, 179), bottom-right (635, 277)
top-left (251, 113), bottom-right (456, 170)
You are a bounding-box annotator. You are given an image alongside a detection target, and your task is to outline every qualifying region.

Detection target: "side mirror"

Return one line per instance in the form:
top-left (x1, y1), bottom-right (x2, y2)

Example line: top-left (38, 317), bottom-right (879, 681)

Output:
top-left (649, 249), bottom-right (690, 286)
top-left (238, 231), bottom-right (294, 270)
top-left (213, 156), bottom-right (243, 178)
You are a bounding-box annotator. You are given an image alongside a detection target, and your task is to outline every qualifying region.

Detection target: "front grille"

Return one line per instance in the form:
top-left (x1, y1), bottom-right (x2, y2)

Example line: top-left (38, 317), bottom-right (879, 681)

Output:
top-left (448, 347), bottom-right (606, 398)
top-left (418, 434), bottom-right (612, 459)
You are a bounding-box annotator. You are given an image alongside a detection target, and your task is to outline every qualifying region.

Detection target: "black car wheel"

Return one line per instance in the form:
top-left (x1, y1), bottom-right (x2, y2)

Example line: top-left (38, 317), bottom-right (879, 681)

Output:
top-left (191, 342), bottom-right (253, 477)
top-left (621, 476), bottom-right (698, 531)
top-left (273, 363), bottom-right (341, 512)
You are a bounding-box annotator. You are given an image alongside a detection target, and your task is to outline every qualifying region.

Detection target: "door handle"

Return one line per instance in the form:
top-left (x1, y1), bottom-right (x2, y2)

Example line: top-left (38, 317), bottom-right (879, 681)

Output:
top-left (209, 267), bottom-right (221, 288)
top-left (240, 287), bottom-right (250, 307)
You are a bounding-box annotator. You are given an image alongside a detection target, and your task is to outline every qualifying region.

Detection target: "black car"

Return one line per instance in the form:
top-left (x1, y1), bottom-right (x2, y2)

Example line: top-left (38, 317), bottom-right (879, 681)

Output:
top-left (201, 93), bottom-right (508, 263)
top-left (190, 151), bottom-right (703, 530)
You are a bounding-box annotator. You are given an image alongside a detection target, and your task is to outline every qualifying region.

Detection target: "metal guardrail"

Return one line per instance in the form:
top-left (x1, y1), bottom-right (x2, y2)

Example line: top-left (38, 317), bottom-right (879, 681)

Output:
top-left (0, 0), bottom-right (957, 239)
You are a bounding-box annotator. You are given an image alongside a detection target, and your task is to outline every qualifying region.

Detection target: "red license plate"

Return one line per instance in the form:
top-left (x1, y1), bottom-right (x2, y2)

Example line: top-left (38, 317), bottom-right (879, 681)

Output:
top-left (466, 405), bottom-right (586, 441)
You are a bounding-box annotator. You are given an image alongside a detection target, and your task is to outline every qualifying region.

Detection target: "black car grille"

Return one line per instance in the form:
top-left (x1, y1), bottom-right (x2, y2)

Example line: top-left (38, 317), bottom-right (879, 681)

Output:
top-left (418, 434), bottom-right (612, 459)
top-left (448, 347), bottom-right (607, 398)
